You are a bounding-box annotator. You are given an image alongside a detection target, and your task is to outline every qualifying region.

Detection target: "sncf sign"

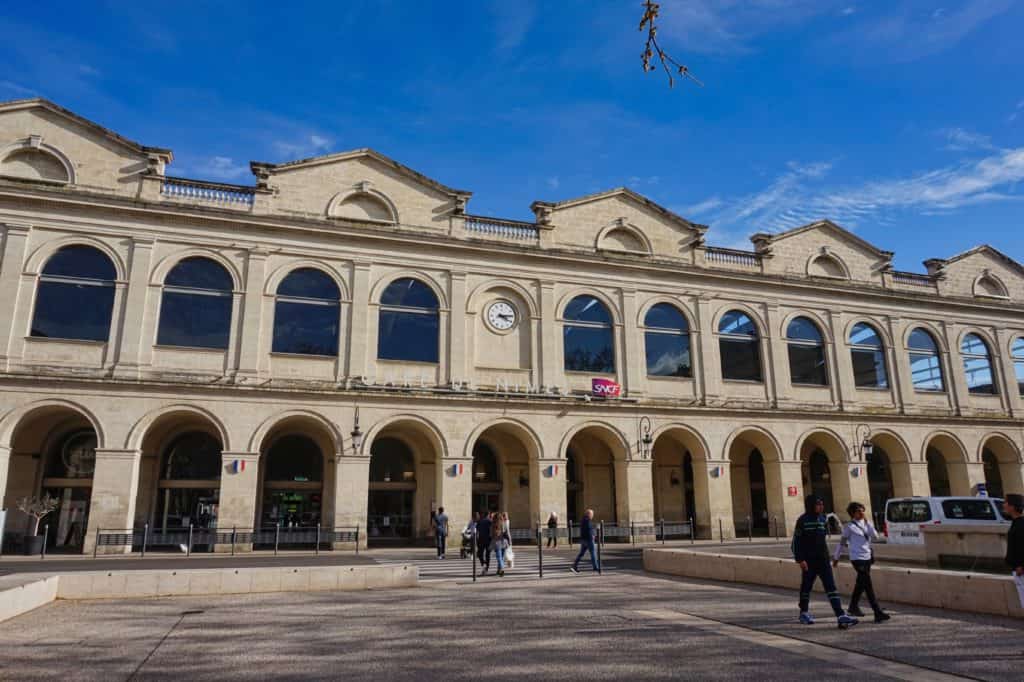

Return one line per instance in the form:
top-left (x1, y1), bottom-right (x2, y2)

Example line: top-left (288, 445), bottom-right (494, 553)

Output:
top-left (591, 378), bottom-right (621, 398)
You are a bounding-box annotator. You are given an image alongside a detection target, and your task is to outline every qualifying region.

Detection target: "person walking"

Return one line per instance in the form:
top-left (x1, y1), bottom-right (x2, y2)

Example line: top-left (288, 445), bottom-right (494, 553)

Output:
top-left (546, 511), bottom-right (559, 548)
top-left (832, 502), bottom-right (890, 623)
top-left (491, 512), bottom-right (511, 577)
top-left (571, 509), bottom-right (599, 574)
top-left (476, 510), bottom-right (493, 574)
top-left (1004, 494), bottom-right (1024, 610)
top-left (434, 506), bottom-right (449, 559)
top-left (792, 495), bottom-right (858, 629)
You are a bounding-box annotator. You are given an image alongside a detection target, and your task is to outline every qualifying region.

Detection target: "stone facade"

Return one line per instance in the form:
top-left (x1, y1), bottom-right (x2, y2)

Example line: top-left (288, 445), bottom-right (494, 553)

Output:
top-left (1, 98), bottom-right (1022, 554)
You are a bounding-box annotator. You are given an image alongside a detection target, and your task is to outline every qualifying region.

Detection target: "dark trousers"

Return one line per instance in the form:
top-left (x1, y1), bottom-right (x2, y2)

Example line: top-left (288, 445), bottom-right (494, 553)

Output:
top-left (798, 559), bottom-right (844, 616)
top-left (850, 559), bottom-right (881, 613)
top-left (477, 541), bottom-right (491, 568)
top-left (435, 532), bottom-right (446, 557)
top-left (547, 529), bottom-right (557, 547)
top-left (574, 539), bottom-right (599, 572)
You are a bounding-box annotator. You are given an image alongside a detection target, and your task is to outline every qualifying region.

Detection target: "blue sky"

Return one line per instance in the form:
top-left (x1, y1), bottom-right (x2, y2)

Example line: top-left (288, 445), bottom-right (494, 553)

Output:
top-left (1, 1), bottom-right (1022, 269)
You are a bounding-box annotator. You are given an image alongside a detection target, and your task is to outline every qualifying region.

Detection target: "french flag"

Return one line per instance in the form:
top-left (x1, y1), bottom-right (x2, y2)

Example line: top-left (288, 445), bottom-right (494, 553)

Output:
top-left (232, 459), bottom-right (246, 474)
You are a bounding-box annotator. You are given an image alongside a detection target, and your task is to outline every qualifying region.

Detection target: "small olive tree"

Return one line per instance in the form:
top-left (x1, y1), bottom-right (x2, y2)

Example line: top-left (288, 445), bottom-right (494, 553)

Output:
top-left (17, 494), bottom-right (59, 536)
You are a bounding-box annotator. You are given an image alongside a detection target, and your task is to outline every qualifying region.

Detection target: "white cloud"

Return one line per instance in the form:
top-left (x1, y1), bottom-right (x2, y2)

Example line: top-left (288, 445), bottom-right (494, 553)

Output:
top-left (0, 80), bottom-right (38, 97)
top-left (489, 0), bottom-right (536, 50)
top-left (1010, 100), bottom-right (1024, 123)
top-left (191, 156), bottom-right (250, 181)
top-left (78, 64), bottom-right (101, 77)
top-left (841, 6), bottom-right (856, 15)
top-left (546, 176), bottom-right (560, 190)
top-left (682, 196), bottom-right (723, 215)
top-left (940, 127), bottom-right (994, 152)
top-left (272, 134), bottom-right (332, 160)
top-left (704, 147), bottom-right (1024, 239)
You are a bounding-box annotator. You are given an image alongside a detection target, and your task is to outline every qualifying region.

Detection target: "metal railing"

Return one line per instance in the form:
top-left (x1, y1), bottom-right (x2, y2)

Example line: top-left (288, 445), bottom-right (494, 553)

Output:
top-left (161, 176), bottom-right (256, 206)
top-left (464, 215), bottom-right (540, 241)
top-left (704, 247), bottom-right (761, 268)
top-left (93, 524), bottom-right (360, 557)
top-left (891, 271), bottom-right (934, 287)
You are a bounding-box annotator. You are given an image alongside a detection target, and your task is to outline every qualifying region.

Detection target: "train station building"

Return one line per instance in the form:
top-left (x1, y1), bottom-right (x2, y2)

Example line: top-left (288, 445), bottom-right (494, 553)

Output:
top-left (0, 97), bottom-right (1022, 553)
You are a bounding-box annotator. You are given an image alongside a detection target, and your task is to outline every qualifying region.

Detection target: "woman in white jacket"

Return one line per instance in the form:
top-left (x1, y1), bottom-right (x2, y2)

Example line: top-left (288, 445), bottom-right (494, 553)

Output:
top-left (833, 501), bottom-right (891, 623)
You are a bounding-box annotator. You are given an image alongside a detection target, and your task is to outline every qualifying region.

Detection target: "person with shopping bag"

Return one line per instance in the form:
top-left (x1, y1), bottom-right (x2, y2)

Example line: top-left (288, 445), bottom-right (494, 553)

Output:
top-left (491, 512), bottom-right (511, 577)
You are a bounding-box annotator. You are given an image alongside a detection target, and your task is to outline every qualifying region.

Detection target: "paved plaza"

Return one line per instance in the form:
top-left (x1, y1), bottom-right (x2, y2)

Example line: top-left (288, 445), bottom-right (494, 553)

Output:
top-left (1, 555), bottom-right (1022, 681)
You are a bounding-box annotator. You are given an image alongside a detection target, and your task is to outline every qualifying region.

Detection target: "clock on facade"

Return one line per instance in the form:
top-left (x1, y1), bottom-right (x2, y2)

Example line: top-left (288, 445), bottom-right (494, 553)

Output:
top-left (485, 300), bottom-right (517, 332)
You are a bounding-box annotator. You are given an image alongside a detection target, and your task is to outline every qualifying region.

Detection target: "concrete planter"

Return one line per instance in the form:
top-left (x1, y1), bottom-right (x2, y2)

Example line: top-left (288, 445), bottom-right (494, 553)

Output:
top-left (22, 534), bottom-right (43, 556)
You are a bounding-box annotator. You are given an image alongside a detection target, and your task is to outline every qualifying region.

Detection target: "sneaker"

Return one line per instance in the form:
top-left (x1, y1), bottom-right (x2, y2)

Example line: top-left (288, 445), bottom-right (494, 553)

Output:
top-left (873, 611), bottom-right (891, 623)
top-left (837, 614), bottom-right (859, 629)
top-left (570, 566), bottom-right (580, 574)
top-left (848, 606), bottom-right (865, 617)
top-left (799, 612), bottom-right (815, 625)
top-left (498, 569), bottom-right (505, 577)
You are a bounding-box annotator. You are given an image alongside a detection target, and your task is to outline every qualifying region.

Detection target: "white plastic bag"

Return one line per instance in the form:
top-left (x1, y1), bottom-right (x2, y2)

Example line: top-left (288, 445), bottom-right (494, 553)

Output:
top-left (505, 548), bottom-right (515, 568)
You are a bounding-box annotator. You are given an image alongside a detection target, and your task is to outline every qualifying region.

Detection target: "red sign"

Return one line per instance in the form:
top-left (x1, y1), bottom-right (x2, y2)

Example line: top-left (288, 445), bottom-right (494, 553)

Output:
top-left (591, 378), bottom-right (621, 398)
top-left (787, 485), bottom-right (798, 497)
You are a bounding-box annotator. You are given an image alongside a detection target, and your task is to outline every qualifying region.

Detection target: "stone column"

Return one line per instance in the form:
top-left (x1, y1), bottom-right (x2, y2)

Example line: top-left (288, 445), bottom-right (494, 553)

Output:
top-left (942, 322), bottom-right (967, 416)
top-left (995, 328), bottom-right (1022, 417)
top-left (234, 250), bottom-right (267, 380)
top-left (0, 224), bottom-right (30, 365)
top-left (435, 456), bottom-right (473, 550)
top-left (0, 445), bottom-right (10, 510)
top-left (905, 462), bottom-right (932, 496)
top-left (620, 289), bottom-right (644, 397)
top-left (346, 262), bottom-right (372, 380)
top-left (763, 303), bottom-right (789, 407)
top-left (695, 295), bottom-right (720, 403)
top-left (538, 281), bottom-right (560, 391)
top-left (447, 272), bottom-right (467, 384)
top-left (765, 460), bottom-right (805, 533)
top-left (697, 458), bottom-right (734, 540)
top-left (216, 452), bottom-right (260, 551)
top-left (827, 311), bottom-right (856, 410)
top-left (112, 238), bottom-right (154, 377)
top-left (333, 454), bottom-right (370, 549)
top-left (833, 459), bottom-right (872, 519)
top-left (530, 458), bottom-right (567, 534)
top-left (84, 449), bottom-right (142, 555)
top-left (614, 458), bottom-right (655, 530)
top-left (963, 461), bottom-right (987, 496)
top-left (886, 317), bottom-right (912, 414)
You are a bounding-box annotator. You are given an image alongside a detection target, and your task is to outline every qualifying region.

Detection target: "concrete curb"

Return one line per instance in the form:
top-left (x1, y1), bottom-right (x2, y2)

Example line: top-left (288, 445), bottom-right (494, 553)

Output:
top-left (0, 564), bottom-right (418, 623)
top-left (643, 548), bottom-right (1024, 619)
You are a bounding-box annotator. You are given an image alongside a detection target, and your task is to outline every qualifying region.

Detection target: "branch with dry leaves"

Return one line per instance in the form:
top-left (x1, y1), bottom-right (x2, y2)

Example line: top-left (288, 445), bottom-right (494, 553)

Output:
top-left (640, 0), bottom-right (703, 88)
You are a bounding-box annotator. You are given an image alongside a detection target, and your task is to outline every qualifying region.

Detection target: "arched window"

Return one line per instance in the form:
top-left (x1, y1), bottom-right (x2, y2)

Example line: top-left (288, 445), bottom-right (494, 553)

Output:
top-left (1013, 337), bottom-right (1024, 397)
top-left (849, 322), bottom-right (888, 389)
top-left (31, 245), bottom-right (116, 342)
top-left (908, 328), bottom-right (944, 392)
top-left (718, 310), bottom-right (761, 382)
top-left (786, 317), bottom-right (828, 386)
top-left (377, 278), bottom-right (439, 363)
top-left (563, 295), bottom-right (615, 373)
top-left (644, 303), bottom-right (691, 377)
top-left (157, 257), bottom-right (233, 349)
top-left (272, 268), bottom-right (341, 356)
top-left (961, 333), bottom-right (996, 395)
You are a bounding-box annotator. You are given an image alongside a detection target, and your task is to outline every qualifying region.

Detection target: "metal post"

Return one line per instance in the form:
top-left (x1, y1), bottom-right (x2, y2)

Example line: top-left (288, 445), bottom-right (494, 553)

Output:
top-left (568, 519), bottom-right (573, 545)
top-left (315, 523), bottom-right (321, 556)
top-left (275, 522), bottom-right (280, 556)
top-left (774, 516), bottom-right (780, 541)
top-left (719, 518), bottom-right (724, 543)
top-left (93, 528), bottom-right (100, 558)
top-left (748, 516), bottom-right (752, 542)
top-left (355, 524), bottom-right (360, 555)
top-left (231, 526), bottom-right (237, 556)
top-left (537, 528), bottom-right (543, 579)
top-left (660, 518), bottom-right (666, 545)
top-left (472, 528), bottom-right (477, 583)
top-left (41, 524), bottom-right (48, 559)
top-left (597, 522), bottom-right (603, 575)
top-left (187, 524), bottom-right (193, 557)
top-left (141, 523), bottom-right (149, 558)
top-left (630, 521), bottom-right (635, 546)
top-left (690, 516), bottom-right (695, 544)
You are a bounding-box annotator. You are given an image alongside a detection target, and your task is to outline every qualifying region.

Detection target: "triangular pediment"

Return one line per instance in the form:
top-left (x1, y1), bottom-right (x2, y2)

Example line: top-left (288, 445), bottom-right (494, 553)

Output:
top-left (751, 220), bottom-right (892, 259)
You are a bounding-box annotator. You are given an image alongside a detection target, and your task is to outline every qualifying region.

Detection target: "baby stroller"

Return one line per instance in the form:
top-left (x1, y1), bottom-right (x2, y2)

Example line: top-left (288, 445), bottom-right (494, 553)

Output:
top-left (459, 529), bottom-right (474, 559)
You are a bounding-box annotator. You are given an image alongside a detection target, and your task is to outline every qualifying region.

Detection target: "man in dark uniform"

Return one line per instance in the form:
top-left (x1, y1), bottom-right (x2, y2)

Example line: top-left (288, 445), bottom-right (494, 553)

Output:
top-left (792, 495), bottom-right (858, 629)
top-left (1004, 493), bottom-right (1024, 610)
top-left (475, 510), bottom-right (493, 574)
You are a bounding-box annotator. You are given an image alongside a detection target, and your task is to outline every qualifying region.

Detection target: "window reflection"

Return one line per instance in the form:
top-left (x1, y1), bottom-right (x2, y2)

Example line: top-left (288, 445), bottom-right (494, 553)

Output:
top-left (908, 328), bottom-right (944, 392)
top-left (377, 278), bottom-right (439, 362)
top-left (272, 268), bottom-right (341, 356)
top-left (1013, 337), bottom-right (1024, 397)
top-left (563, 295), bottom-right (615, 373)
top-left (786, 317), bottom-right (828, 386)
top-left (849, 322), bottom-right (888, 388)
top-left (961, 333), bottom-right (996, 395)
top-left (644, 303), bottom-right (691, 378)
top-left (719, 310), bottom-right (761, 382)
top-left (31, 245), bottom-right (116, 342)
top-left (157, 257), bottom-right (233, 349)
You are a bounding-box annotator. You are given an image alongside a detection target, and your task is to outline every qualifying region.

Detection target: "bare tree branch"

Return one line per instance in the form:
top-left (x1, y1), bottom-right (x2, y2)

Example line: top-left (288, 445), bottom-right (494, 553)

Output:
top-left (640, 1), bottom-right (703, 88)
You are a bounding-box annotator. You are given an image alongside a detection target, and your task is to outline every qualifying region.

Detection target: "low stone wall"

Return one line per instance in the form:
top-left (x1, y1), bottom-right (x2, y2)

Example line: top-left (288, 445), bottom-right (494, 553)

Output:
top-left (0, 564), bottom-right (417, 623)
top-left (921, 523), bottom-right (1009, 571)
top-left (644, 548), bottom-right (1023, 619)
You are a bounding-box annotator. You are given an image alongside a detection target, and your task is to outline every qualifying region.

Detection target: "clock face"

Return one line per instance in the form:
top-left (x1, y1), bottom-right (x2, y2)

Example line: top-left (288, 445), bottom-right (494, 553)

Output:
top-left (486, 300), bottom-right (517, 331)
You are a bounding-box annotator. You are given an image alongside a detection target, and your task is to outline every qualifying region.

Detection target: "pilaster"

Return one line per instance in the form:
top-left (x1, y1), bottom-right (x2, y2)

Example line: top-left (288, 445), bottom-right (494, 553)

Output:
top-left (334, 454), bottom-right (370, 548)
top-left (530, 458), bottom-right (567, 532)
top-left (447, 272), bottom-right (467, 384)
top-left (827, 310), bottom-right (856, 410)
top-left (84, 449), bottom-right (142, 555)
top-left (538, 281), bottom-right (560, 391)
top-left (615, 458), bottom-right (654, 526)
top-left (695, 295), bottom-right (720, 402)
top-left (995, 327), bottom-right (1021, 417)
top-left (763, 303), bottom-right (789, 407)
top-left (234, 250), bottom-right (267, 378)
top-left (942, 322), bottom-right (967, 416)
top-left (112, 238), bottom-right (154, 376)
top-left (346, 262), bottom-right (372, 380)
top-left (0, 224), bottom-right (30, 365)
top-left (697, 458), bottom-right (734, 540)
top-left (435, 456), bottom-right (472, 548)
top-left (217, 452), bottom-right (260, 536)
top-left (886, 317), bottom-right (911, 414)
top-left (620, 289), bottom-right (644, 397)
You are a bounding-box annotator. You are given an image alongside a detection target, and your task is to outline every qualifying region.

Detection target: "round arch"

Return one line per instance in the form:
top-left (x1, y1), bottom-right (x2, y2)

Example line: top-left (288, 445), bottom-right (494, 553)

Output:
top-left (0, 138), bottom-right (76, 184)
top-left (796, 429), bottom-right (852, 518)
top-left (972, 272), bottom-right (1009, 298)
top-left (723, 425), bottom-right (782, 463)
top-left (780, 309), bottom-right (834, 344)
top-left (248, 409), bottom-right (342, 455)
top-left (360, 413), bottom-right (449, 460)
top-left (557, 421), bottom-right (630, 462)
top-left (804, 252), bottom-right (850, 280)
top-left (636, 296), bottom-right (696, 329)
top-left (650, 424), bottom-right (712, 537)
top-left (262, 261), bottom-right (349, 300)
top-left (24, 236), bottom-right (128, 281)
top-left (901, 321), bottom-right (948, 352)
top-left (923, 431), bottom-right (971, 496)
top-left (0, 399), bottom-right (106, 450)
top-left (465, 418), bottom-right (543, 524)
top-left (560, 421), bottom-right (630, 526)
top-left (149, 249), bottom-right (242, 290)
top-left (711, 303), bottom-right (768, 338)
top-left (979, 432), bottom-right (1023, 499)
top-left (463, 417), bottom-right (543, 463)
top-left (555, 288), bottom-right (623, 325)
top-left (369, 271), bottom-right (449, 310)
top-left (326, 188), bottom-right (400, 224)
top-left (125, 404), bottom-right (230, 452)
top-left (594, 222), bottom-right (653, 256)
top-left (465, 279), bottom-right (539, 318)
top-left (842, 316), bottom-right (894, 346)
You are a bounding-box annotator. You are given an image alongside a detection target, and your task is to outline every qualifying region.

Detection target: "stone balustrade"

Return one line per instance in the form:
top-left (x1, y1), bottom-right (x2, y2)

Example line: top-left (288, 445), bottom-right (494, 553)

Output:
top-left (161, 176), bottom-right (256, 207)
